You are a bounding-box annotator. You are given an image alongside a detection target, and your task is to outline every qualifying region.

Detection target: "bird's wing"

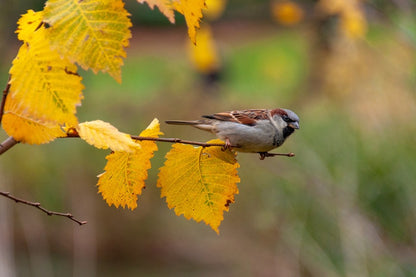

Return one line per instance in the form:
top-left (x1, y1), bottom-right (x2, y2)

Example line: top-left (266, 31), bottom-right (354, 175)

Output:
top-left (202, 109), bottom-right (270, 126)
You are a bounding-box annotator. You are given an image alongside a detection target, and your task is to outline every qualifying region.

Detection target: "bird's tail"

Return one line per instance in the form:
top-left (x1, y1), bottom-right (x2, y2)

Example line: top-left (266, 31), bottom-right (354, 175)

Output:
top-left (165, 120), bottom-right (213, 132)
top-left (165, 120), bottom-right (200, 125)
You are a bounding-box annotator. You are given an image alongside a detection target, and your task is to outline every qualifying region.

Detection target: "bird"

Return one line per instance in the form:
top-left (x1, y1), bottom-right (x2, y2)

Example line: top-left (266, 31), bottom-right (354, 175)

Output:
top-left (165, 108), bottom-right (300, 160)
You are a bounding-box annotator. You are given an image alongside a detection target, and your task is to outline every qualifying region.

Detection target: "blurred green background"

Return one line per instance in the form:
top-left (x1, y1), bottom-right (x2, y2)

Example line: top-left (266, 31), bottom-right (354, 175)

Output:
top-left (1, 0), bottom-right (416, 276)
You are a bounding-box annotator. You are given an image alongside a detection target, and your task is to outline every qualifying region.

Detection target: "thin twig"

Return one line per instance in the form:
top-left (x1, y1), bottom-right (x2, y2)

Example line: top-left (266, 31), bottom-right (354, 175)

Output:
top-left (65, 129), bottom-right (238, 148)
top-left (0, 137), bottom-right (19, 155)
top-left (266, 152), bottom-right (295, 157)
top-left (0, 191), bottom-right (87, 225)
top-left (259, 152), bottom-right (295, 160)
top-left (131, 135), bottom-right (237, 148)
top-left (133, 137), bottom-right (295, 157)
top-left (0, 76), bottom-right (11, 126)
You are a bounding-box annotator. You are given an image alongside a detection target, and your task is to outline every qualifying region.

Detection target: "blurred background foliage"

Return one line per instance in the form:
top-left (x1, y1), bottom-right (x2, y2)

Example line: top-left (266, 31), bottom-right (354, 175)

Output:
top-left (1, 0), bottom-right (416, 276)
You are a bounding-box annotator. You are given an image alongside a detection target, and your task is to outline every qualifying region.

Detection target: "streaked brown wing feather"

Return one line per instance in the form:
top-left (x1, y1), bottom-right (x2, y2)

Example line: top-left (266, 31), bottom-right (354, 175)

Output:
top-left (202, 109), bottom-right (270, 126)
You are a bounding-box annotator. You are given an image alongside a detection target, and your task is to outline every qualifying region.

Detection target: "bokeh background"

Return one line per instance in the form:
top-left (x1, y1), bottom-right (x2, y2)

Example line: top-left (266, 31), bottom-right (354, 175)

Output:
top-left (1, 0), bottom-right (416, 276)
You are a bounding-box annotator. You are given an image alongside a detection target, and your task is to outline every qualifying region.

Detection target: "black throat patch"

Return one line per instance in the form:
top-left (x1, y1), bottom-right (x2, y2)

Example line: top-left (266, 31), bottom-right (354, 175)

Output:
top-left (283, 126), bottom-right (295, 139)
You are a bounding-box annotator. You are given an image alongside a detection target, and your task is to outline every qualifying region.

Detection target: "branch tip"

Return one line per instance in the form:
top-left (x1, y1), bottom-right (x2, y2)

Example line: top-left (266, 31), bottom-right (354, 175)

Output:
top-left (0, 191), bottom-right (87, 226)
top-left (259, 152), bottom-right (296, 160)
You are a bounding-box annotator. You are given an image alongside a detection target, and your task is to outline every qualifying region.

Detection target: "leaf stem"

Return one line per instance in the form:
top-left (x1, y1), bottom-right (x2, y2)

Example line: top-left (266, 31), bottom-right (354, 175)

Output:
top-left (0, 191), bottom-right (87, 225)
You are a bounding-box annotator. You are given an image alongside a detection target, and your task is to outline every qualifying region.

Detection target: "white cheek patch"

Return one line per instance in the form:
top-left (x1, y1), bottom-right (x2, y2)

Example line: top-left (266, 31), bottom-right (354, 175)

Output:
top-left (267, 111), bottom-right (282, 131)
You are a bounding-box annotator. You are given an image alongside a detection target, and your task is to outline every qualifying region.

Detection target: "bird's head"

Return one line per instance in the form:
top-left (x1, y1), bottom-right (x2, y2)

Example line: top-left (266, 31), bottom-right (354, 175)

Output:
top-left (271, 108), bottom-right (300, 139)
top-left (281, 108), bottom-right (300, 130)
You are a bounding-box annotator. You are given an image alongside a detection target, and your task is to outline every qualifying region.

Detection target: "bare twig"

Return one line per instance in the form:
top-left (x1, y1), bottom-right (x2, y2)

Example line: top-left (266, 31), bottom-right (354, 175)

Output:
top-left (131, 135), bottom-right (238, 148)
top-left (135, 137), bottom-right (295, 158)
top-left (0, 137), bottom-right (19, 155)
top-left (0, 76), bottom-right (11, 126)
top-left (65, 129), bottom-right (238, 148)
top-left (0, 191), bottom-right (87, 225)
top-left (259, 152), bottom-right (295, 160)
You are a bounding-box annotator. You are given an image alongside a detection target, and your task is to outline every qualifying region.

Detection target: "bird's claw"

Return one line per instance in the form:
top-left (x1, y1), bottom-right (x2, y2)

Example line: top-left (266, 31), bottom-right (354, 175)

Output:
top-left (221, 138), bottom-right (232, 151)
top-left (259, 152), bottom-right (269, 160)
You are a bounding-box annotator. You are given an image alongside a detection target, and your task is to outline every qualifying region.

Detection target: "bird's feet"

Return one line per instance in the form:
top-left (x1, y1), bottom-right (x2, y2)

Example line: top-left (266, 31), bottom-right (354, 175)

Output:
top-left (221, 138), bottom-right (232, 151)
top-left (258, 152), bottom-right (269, 160)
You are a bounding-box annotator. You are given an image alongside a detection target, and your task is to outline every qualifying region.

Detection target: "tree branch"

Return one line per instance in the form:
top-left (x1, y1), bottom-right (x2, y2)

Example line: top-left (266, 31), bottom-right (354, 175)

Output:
top-left (0, 128), bottom-right (296, 157)
top-left (0, 191), bottom-right (87, 225)
top-left (0, 76), bottom-right (11, 126)
top-left (132, 136), bottom-right (295, 158)
top-left (67, 130), bottom-right (296, 157)
top-left (259, 151), bottom-right (295, 160)
top-left (0, 137), bottom-right (19, 155)
top-left (131, 135), bottom-right (237, 148)
top-left (65, 129), bottom-right (238, 148)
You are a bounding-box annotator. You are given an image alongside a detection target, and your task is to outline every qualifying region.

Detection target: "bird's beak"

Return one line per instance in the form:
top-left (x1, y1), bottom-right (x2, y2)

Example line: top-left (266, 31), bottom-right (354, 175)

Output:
top-left (289, 122), bottom-right (300, 129)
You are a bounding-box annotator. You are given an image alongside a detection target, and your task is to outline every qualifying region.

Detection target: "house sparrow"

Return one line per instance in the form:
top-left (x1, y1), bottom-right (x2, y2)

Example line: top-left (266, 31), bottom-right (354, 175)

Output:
top-left (166, 108), bottom-right (300, 159)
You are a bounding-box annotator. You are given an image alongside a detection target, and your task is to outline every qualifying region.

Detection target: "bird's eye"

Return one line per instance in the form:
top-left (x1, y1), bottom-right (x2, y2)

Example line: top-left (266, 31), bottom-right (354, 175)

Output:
top-left (282, 115), bottom-right (290, 122)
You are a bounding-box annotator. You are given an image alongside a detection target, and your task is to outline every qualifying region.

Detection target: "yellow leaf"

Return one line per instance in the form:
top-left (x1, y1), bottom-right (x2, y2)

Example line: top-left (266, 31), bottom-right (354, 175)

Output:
top-left (43, 0), bottom-right (132, 82)
top-left (317, 0), bottom-right (366, 38)
top-left (3, 10), bottom-right (83, 144)
top-left (188, 25), bottom-right (220, 74)
top-left (2, 97), bottom-right (66, 144)
top-left (138, 118), bottom-right (164, 138)
top-left (173, 0), bottom-right (207, 44)
top-left (204, 0), bottom-right (227, 20)
top-left (137, 0), bottom-right (175, 23)
top-left (271, 1), bottom-right (304, 26)
top-left (135, 0), bottom-right (206, 43)
top-left (9, 10), bottom-right (83, 128)
top-left (16, 9), bottom-right (43, 42)
top-left (77, 120), bottom-right (138, 152)
top-left (341, 9), bottom-right (367, 39)
top-left (157, 139), bottom-right (240, 233)
top-left (97, 119), bottom-right (162, 209)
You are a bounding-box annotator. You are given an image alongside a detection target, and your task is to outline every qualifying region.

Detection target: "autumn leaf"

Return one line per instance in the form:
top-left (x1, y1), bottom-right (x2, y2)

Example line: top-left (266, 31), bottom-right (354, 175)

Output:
top-left (9, 10), bottom-right (83, 126)
top-left (43, 0), bottom-right (132, 82)
top-left (341, 8), bottom-right (367, 38)
top-left (137, 0), bottom-right (175, 23)
top-left (271, 1), bottom-right (304, 26)
top-left (16, 9), bottom-right (45, 42)
top-left (204, 0), bottom-right (227, 20)
top-left (97, 119), bottom-right (162, 209)
top-left (188, 24), bottom-right (221, 74)
top-left (2, 97), bottom-right (66, 144)
top-left (3, 10), bottom-right (83, 144)
top-left (317, 0), bottom-right (366, 38)
top-left (135, 0), bottom-right (206, 43)
top-left (173, 0), bottom-right (207, 44)
top-left (77, 120), bottom-right (138, 152)
top-left (158, 139), bottom-right (240, 233)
